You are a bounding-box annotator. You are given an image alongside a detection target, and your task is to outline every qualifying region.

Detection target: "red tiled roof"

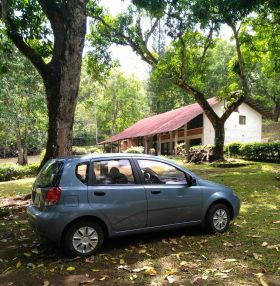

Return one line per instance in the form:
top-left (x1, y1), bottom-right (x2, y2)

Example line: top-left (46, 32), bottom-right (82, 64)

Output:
top-left (100, 97), bottom-right (217, 144)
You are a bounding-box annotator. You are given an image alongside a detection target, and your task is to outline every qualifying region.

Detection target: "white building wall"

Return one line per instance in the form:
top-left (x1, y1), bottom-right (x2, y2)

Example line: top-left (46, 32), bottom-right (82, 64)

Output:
top-left (203, 102), bottom-right (262, 145)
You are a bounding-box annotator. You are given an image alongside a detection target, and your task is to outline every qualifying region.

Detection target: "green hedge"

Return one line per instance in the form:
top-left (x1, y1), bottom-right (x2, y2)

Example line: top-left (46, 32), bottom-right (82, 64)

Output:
top-left (224, 142), bottom-right (280, 163)
top-left (72, 145), bottom-right (103, 155)
top-left (0, 163), bottom-right (39, 182)
top-left (224, 142), bottom-right (242, 157)
top-left (40, 146), bottom-right (103, 158)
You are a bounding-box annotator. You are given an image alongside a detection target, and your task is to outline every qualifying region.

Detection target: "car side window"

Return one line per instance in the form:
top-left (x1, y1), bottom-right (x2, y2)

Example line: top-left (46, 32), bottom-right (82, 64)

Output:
top-left (76, 163), bottom-right (89, 184)
top-left (93, 159), bottom-right (135, 185)
top-left (137, 159), bottom-right (188, 185)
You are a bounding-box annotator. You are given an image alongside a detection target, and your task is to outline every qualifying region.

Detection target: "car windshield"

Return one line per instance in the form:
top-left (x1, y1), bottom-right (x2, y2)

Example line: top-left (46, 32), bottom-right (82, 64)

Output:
top-left (36, 160), bottom-right (64, 188)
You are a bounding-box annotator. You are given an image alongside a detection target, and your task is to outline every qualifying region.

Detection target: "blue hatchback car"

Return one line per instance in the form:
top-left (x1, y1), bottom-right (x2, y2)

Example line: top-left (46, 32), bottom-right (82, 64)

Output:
top-left (27, 154), bottom-right (240, 257)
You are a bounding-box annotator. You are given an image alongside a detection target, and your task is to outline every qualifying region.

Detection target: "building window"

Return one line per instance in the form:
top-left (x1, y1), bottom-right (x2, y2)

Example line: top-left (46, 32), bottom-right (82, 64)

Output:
top-left (239, 115), bottom-right (246, 125)
top-left (187, 114), bottom-right (203, 130)
top-left (189, 138), bottom-right (202, 147)
top-left (161, 143), bottom-right (170, 155)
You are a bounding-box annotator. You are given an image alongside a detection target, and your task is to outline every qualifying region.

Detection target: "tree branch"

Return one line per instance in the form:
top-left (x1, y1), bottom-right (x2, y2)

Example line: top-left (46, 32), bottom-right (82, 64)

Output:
top-left (94, 15), bottom-right (158, 66)
top-left (176, 81), bottom-right (221, 126)
top-left (200, 26), bottom-right (214, 64)
top-left (1, 0), bottom-right (48, 78)
top-left (220, 91), bottom-right (245, 122)
top-left (144, 19), bottom-right (159, 45)
top-left (228, 21), bottom-right (251, 97)
top-left (37, 0), bottom-right (66, 65)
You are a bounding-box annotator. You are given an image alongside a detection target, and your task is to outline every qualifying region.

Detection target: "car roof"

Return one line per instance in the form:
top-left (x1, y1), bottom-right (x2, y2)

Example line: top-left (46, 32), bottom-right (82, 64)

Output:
top-left (58, 153), bottom-right (161, 161)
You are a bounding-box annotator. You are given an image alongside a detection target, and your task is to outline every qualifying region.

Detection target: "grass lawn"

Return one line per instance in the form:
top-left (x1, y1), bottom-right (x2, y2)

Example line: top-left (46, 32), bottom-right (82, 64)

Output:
top-left (0, 178), bottom-right (35, 198)
top-left (0, 161), bottom-right (279, 285)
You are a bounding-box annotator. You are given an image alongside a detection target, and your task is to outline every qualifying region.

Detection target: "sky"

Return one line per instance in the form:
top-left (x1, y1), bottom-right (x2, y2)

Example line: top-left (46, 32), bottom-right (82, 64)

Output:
top-left (100, 0), bottom-right (150, 80)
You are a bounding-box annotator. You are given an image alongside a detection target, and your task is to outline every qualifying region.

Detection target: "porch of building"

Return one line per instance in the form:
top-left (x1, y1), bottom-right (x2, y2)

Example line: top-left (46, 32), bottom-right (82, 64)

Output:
top-left (104, 114), bottom-right (204, 155)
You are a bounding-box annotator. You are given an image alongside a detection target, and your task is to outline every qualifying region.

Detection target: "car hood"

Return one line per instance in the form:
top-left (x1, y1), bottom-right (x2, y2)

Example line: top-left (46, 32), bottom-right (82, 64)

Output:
top-left (197, 178), bottom-right (232, 192)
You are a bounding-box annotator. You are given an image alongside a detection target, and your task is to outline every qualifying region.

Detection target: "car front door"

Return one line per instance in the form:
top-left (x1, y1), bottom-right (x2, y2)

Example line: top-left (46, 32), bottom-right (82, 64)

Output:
top-left (87, 158), bottom-right (147, 232)
top-left (135, 159), bottom-right (202, 227)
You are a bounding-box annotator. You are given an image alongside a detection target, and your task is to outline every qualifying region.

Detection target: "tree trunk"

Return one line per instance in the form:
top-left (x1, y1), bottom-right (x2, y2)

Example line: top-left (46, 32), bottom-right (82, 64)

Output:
top-left (178, 82), bottom-right (229, 161)
top-left (273, 101), bottom-right (280, 122)
top-left (39, 2), bottom-right (87, 169)
top-left (213, 122), bottom-right (225, 161)
top-left (1, 0), bottom-right (88, 170)
top-left (93, 95), bottom-right (98, 144)
top-left (111, 101), bottom-right (120, 136)
top-left (41, 64), bottom-right (82, 167)
top-left (15, 128), bottom-right (28, 165)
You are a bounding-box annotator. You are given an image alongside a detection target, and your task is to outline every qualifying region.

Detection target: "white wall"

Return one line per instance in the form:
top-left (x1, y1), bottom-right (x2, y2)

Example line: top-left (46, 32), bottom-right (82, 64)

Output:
top-left (203, 102), bottom-right (262, 145)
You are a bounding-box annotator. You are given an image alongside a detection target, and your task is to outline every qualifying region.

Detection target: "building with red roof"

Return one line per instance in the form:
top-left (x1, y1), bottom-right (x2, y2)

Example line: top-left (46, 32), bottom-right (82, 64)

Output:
top-left (100, 97), bottom-right (269, 155)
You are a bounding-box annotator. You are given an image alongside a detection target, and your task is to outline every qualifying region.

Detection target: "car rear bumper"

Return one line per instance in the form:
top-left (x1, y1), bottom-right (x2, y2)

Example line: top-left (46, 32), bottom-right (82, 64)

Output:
top-left (27, 205), bottom-right (64, 244)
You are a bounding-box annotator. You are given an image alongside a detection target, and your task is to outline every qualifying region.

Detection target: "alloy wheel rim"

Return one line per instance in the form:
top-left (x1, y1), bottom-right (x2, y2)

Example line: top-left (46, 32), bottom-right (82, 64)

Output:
top-left (213, 209), bottom-right (228, 230)
top-left (72, 226), bottom-right (98, 254)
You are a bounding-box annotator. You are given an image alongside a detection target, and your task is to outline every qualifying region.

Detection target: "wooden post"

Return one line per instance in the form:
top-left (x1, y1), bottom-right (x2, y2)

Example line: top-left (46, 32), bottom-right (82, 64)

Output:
top-left (144, 136), bottom-right (148, 154)
top-left (157, 134), bottom-right (161, 156)
top-left (169, 132), bottom-right (173, 155)
top-left (184, 124), bottom-right (188, 150)
top-left (118, 140), bottom-right (120, 153)
top-left (174, 129), bottom-right (178, 155)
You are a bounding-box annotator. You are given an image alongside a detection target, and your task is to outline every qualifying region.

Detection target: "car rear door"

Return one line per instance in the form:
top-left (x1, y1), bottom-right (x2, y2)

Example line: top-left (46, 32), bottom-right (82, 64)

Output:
top-left (87, 158), bottom-right (147, 232)
top-left (135, 159), bottom-right (202, 227)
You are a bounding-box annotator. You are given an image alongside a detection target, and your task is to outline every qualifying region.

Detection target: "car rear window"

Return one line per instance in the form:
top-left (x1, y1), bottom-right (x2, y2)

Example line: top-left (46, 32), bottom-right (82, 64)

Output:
top-left (36, 160), bottom-right (64, 188)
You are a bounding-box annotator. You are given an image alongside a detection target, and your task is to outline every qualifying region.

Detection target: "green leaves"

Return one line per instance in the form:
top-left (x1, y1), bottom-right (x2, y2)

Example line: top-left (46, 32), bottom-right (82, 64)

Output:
top-left (0, 44), bottom-right (47, 157)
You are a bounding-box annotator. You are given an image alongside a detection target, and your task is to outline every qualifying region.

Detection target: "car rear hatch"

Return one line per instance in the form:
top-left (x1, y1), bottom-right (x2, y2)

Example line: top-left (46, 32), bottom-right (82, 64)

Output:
top-left (32, 159), bottom-right (65, 210)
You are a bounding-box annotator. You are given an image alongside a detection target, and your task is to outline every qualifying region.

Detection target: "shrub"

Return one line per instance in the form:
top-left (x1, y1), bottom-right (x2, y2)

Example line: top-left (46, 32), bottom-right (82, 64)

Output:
top-left (224, 142), bottom-right (242, 157)
top-left (41, 146), bottom-right (103, 158)
top-left (72, 145), bottom-right (103, 155)
top-left (224, 141), bottom-right (280, 163)
top-left (0, 163), bottom-right (39, 182)
top-left (240, 142), bottom-right (280, 163)
top-left (125, 146), bottom-right (144, 154)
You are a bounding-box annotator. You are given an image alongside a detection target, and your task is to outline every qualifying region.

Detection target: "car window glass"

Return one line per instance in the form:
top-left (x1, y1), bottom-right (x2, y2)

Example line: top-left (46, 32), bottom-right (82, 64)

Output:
top-left (76, 163), bottom-right (89, 184)
top-left (36, 160), bottom-right (64, 188)
top-left (137, 159), bottom-right (187, 185)
top-left (93, 159), bottom-right (135, 185)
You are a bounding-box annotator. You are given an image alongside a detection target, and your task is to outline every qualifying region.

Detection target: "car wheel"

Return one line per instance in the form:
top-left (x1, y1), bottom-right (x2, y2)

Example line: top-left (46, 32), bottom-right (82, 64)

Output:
top-left (205, 204), bottom-right (230, 234)
top-left (63, 220), bottom-right (103, 257)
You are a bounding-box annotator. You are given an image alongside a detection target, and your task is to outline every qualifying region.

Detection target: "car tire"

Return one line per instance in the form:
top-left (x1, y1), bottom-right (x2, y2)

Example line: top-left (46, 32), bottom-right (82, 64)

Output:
top-left (205, 204), bottom-right (230, 234)
top-left (63, 220), bottom-right (104, 257)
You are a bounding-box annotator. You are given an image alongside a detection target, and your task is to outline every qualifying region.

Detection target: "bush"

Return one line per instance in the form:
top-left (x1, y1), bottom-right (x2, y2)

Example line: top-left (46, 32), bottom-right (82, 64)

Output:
top-left (240, 142), bottom-right (280, 162)
top-left (224, 142), bottom-right (280, 163)
top-left (125, 146), bottom-right (144, 154)
top-left (72, 145), bottom-right (103, 155)
top-left (0, 163), bottom-right (39, 182)
top-left (41, 146), bottom-right (103, 157)
top-left (224, 142), bottom-right (242, 157)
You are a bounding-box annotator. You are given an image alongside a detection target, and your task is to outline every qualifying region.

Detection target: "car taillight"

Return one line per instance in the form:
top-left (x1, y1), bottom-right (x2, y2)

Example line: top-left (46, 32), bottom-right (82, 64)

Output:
top-left (45, 187), bottom-right (61, 206)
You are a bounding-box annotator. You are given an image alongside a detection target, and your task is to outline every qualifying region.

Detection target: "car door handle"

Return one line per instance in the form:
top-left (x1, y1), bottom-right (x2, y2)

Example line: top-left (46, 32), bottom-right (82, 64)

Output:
top-left (94, 191), bottom-right (106, 196)
top-left (151, 190), bottom-right (161, 194)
